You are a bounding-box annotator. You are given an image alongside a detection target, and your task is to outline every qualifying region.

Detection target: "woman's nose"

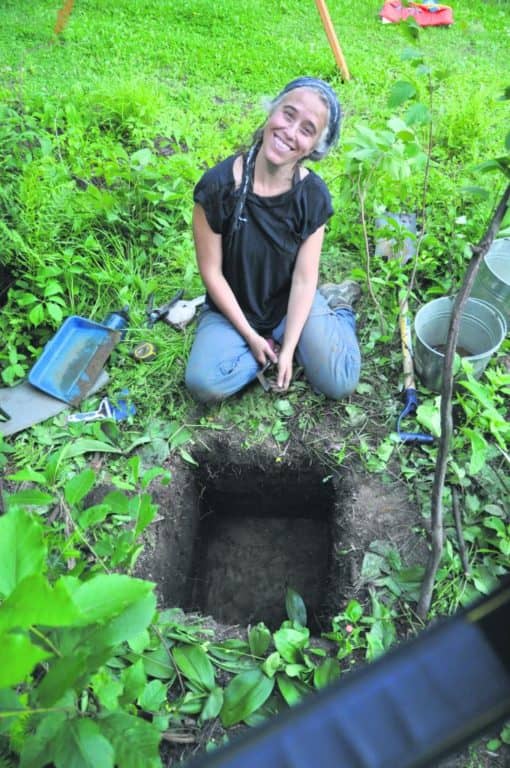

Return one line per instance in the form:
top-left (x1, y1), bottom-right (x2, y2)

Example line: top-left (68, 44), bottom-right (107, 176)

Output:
top-left (283, 121), bottom-right (298, 140)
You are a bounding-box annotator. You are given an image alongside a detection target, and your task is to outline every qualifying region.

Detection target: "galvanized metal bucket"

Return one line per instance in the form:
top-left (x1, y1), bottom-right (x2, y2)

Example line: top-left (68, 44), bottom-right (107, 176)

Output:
top-left (413, 296), bottom-right (507, 392)
top-left (469, 238), bottom-right (510, 325)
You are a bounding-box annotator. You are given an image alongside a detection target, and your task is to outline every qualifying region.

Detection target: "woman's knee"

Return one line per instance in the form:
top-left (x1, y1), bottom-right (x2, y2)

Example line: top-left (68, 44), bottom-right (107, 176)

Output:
top-left (185, 364), bottom-right (228, 403)
top-left (315, 368), bottom-right (360, 400)
top-left (303, 350), bottom-right (361, 400)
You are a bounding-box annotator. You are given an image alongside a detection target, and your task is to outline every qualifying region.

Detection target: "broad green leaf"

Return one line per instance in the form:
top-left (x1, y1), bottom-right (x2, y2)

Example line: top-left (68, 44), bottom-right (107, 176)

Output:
top-left (472, 565), bottom-right (499, 596)
top-left (6, 489), bottom-right (54, 507)
top-left (141, 466), bottom-right (171, 490)
top-left (172, 644), bottom-right (215, 691)
top-left (366, 614), bottom-right (397, 662)
top-left (200, 686), bottom-right (224, 721)
top-left (405, 102), bottom-right (430, 126)
top-left (0, 574), bottom-right (79, 633)
top-left (243, 697), bottom-right (280, 727)
top-left (313, 658), bottom-right (341, 689)
top-left (128, 629), bottom-right (151, 654)
top-left (464, 428), bottom-right (489, 475)
top-left (130, 147), bottom-right (153, 169)
top-left (276, 673), bottom-right (307, 706)
top-left (169, 425), bottom-right (192, 450)
top-left (19, 712), bottom-right (68, 768)
top-left (64, 469), bottom-right (96, 507)
top-left (47, 302), bottom-right (64, 325)
top-left (387, 80), bottom-right (417, 109)
top-left (360, 552), bottom-right (386, 581)
top-left (178, 691), bottom-right (207, 715)
top-left (60, 439), bottom-right (123, 460)
top-left (0, 690), bottom-right (23, 734)
top-left (0, 509), bottom-right (46, 598)
top-left (78, 503), bottom-right (111, 528)
top-left (43, 280), bottom-right (63, 298)
top-left (487, 738), bottom-right (502, 751)
top-left (344, 599), bottom-right (363, 623)
top-left (0, 631), bottom-right (51, 687)
top-left (273, 627), bottom-right (310, 663)
top-left (36, 648), bottom-right (112, 706)
top-left (262, 651), bottom-right (283, 678)
top-left (284, 663), bottom-right (306, 678)
top-left (142, 645), bottom-right (176, 680)
top-left (29, 303), bottom-right (45, 326)
top-left (180, 448), bottom-right (198, 466)
top-left (6, 468), bottom-right (46, 484)
top-left (71, 574), bottom-right (155, 624)
top-left (416, 398), bottom-right (442, 438)
top-left (53, 718), bottom-right (114, 768)
top-left (248, 622), bottom-right (272, 657)
top-left (138, 679), bottom-right (167, 712)
top-left (285, 588), bottom-right (307, 627)
top-left (94, 591), bottom-right (157, 645)
top-left (134, 493), bottom-right (157, 538)
top-left (220, 669), bottom-right (274, 727)
top-left (102, 490), bottom-right (130, 515)
top-left (120, 659), bottom-right (147, 705)
top-left (91, 669), bottom-right (123, 710)
top-left (99, 712), bottom-right (162, 768)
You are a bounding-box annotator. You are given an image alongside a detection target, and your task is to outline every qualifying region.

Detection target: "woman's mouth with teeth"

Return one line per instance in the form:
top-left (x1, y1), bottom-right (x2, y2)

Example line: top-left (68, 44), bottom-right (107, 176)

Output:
top-left (274, 134), bottom-right (292, 152)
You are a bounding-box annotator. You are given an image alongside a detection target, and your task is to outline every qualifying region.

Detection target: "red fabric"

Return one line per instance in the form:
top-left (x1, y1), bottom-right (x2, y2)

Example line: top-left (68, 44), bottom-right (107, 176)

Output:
top-left (380, 1), bottom-right (453, 26)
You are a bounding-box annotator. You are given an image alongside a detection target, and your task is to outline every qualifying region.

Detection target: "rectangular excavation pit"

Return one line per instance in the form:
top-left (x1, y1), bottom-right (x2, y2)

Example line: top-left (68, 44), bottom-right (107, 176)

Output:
top-left (186, 464), bottom-right (337, 630)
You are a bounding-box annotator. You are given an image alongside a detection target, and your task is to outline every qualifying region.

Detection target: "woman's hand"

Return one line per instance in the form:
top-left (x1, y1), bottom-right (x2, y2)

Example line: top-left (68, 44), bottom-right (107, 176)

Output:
top-left (247, 333), bottom-right (279, 367)
top-left (275, 346), bottom-right (294, 391)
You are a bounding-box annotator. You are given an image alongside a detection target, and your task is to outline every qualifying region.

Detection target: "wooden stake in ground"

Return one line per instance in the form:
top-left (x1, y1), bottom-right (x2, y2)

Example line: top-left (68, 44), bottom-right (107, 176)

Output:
top-left (54, 0), bottom-right (75, 37)
top-left (314, 0), bottom-right (351, 81)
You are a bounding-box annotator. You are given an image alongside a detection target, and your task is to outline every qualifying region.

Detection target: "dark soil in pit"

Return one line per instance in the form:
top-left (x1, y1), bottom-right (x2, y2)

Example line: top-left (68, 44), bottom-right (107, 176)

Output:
top-left (188, 464), bottom-right (334, 630)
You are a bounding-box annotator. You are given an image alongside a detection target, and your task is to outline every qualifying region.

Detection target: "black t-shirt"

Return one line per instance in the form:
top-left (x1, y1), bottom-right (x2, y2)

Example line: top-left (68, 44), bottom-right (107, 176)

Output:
top-left (193, 153), bottom-right (333, 334)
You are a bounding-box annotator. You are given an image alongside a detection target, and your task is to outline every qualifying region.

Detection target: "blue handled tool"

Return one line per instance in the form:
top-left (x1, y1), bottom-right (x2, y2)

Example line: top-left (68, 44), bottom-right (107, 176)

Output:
top-left (67, 393), bottom-right (136, 423)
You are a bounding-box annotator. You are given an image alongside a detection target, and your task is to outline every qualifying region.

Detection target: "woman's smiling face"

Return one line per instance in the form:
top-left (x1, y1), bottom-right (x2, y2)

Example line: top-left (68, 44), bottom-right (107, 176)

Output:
top-left (261, 87), bottom-right (329, 168)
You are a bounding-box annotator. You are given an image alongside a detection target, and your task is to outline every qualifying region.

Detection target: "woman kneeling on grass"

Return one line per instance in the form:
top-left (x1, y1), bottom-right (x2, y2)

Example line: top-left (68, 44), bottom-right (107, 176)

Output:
top-left (185, 76), bottom-right (361, 403)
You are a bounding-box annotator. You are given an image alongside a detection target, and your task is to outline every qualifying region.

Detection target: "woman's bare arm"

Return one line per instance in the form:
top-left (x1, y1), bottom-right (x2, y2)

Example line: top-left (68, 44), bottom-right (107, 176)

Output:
top-left (192, 204), bottom-right (277, 365)
top-left (276, 225), bottom-right (324, 390)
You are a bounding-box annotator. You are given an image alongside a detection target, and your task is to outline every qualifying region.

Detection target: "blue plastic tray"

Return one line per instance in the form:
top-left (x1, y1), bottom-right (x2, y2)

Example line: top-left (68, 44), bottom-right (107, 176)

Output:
top-left (28, 316), bottom-right (120, 405)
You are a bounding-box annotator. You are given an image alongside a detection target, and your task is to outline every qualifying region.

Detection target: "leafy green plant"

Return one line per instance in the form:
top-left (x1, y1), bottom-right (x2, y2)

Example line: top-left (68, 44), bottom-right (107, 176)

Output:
top-left (0, 507), bottom-right (161, 767)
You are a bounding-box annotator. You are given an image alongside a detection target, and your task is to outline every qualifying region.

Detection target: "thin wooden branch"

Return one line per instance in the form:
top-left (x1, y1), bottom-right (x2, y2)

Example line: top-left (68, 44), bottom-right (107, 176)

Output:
top-left (451, 485), bottom-right (470, 576)
top-left (417, 182), bottom-right (510, 619)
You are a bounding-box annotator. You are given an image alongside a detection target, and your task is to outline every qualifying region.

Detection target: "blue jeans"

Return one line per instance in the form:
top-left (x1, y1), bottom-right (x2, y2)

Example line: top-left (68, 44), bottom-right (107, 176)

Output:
top-left (185, 291), bottom-right (361, 403)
